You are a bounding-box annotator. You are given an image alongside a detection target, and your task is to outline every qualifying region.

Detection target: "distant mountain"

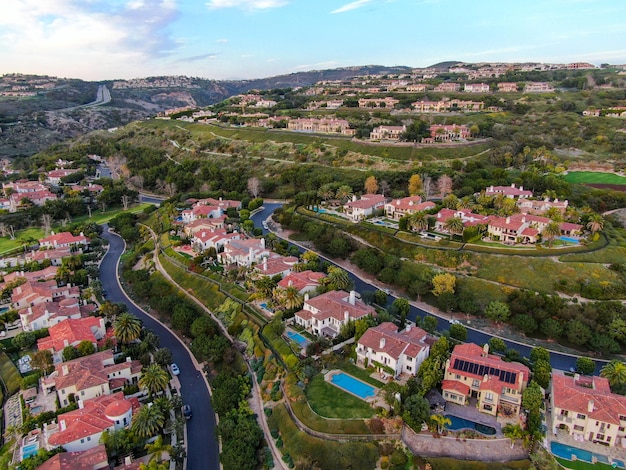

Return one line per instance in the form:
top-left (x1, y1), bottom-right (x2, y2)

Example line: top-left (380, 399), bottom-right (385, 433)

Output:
top-left (427, 61), bottom-right (463, 70)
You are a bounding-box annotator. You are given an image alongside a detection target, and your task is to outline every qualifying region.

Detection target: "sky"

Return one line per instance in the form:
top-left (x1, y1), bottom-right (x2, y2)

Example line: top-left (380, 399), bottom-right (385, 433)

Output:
top-left (1, 0), bottom-right (626, 81)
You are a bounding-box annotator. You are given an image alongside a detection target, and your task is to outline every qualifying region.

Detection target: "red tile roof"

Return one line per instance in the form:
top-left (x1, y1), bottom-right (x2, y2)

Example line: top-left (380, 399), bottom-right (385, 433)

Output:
top-left (358, 322), bottom-right (429, 361)
top-left (297, 290), bottom-right (375, 323)
top-left (344, 194), bottom-right (387, 210)
top-left (39, 232), bottom-right (89, 247)
top-left (35, 444), bottom-right (108, 470)
top-left (277, 270), bottom-right (326, 291)
top-left (442, 379), bottom-right (471, 396)
top-left (37, 317), bottom-right (104, 353)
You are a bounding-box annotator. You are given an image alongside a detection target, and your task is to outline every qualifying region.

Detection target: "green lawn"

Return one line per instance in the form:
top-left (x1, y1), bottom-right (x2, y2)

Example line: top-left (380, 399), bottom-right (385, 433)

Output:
top-left (304, 374), bottom-right (374, 419)
top-left (563, 171), bottom-right (626, 185)
top-left (0, 351), bottom-right (22, 396)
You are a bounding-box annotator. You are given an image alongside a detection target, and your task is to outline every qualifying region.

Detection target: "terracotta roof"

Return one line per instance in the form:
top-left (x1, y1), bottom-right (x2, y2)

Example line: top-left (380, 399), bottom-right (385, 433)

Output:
top-left (552, 372), bottom-right (626, 426)
top-left (37, 317), bottom-right (104, 353)
top-left (296, 290), bottom-right (375, 323)
top-left (39, 232), bottom-right (89, 247)
top-left (344, 194), bottom-right (387, 210)
top-left (35, 444), bottom-right (108, 470)
top-left (358, 322), bottom-right (429, 361)
top-left (442, 379), bottom-right (471, 396)
top-left (255, 255), bottom-right (298, 276)
top-left (277, 270), bottom-right (326, 291)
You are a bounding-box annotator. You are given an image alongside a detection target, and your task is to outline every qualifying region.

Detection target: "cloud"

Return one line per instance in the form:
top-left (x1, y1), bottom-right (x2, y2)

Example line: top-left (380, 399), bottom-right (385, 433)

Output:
top-left (206, 0), bottom-right (288, 10)
top-left (177, 53), bottom-right (219, 63)
top-left (331, 0), bottom-right (372, 13)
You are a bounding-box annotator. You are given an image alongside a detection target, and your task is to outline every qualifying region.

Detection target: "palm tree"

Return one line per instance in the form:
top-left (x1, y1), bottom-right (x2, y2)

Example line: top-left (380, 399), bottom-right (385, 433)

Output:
top-left (542, 221), bottom-right (562, 247)
top-left (132, 404), bottom-right (165, 439)
top-left (586, 213), bottom-right (604, 234)
top-left (325, 266), bottom-right (352, 291)
top-left (444, 217), bottom-right (464, 239)
top-left (254, 276), bottom-right (278, 300)
top-left (280, 285), bottom-right (304, 310)
top-left (600, 360), bottom-right (626, 388)
top-left (430, 414), bottom-right (451, 434)
top-left (139, 364), bottom-right (170, 396)
top-left (145, 434), bottom-right (172, 463)
top-left (457, 196), bottom-right (474, 210)
top-left (409, 212), bottom-right (429, 233)
top-left (503, 423), bottom-right (526, 448)
top-left (335, 185), bottom-right (353, 204)
top-left (114, 313), bottom-right (142, 345)
top-left (545, 207), bottom-right (564, 222)
top-left (442, 194), bottom-right (459, 209)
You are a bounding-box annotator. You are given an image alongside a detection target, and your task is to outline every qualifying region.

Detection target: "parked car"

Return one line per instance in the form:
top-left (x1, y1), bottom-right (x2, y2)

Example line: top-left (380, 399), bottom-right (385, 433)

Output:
top-left (170, 363), bottom-right (180, 376)
top-left (183, 404), bottom-right (192, 419)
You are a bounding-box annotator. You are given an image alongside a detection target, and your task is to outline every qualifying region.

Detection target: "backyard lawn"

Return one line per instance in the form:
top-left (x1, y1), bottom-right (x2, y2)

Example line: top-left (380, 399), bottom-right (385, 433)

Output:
top-left (305, 374), bottom-right (374, 419)
top-left (563, 171), bottom-right (626, 185)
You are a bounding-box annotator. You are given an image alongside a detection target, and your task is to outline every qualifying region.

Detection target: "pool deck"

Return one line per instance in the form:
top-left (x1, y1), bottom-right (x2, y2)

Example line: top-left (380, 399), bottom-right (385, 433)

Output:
top-left (444, 402), bottom-right (503, 437)
top-left (324, 370), bottom-right (385, 407)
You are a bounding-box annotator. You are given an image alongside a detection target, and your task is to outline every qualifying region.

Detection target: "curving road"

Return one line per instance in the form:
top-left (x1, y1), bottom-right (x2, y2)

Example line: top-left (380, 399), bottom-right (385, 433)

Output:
top-left (251, 203), bottom-right (609, 374)
top-left (99, 227), bottom-right (219, 470)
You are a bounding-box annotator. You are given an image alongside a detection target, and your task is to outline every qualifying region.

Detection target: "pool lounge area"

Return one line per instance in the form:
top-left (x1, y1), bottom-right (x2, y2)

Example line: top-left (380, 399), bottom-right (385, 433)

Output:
top-left (445, 414), bottom-right (497, 436)
top-left (551, 441), bottom-right (625, 468)
top-left (286, 330), bottom-right (309, 347)
top-left (21, 442), bottom-right (39, 461)
top-left (326, 370), bottom-right (378, 400)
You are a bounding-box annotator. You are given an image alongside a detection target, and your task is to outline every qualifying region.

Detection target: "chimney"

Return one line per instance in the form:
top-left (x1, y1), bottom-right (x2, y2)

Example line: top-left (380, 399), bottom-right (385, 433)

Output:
top-left (405, 324), bottom-right (411, 332)
top-left (483, 374), bottom-right (489, 382)
top-left (63, 340), bottom-right (69, 347)
top-left (126, 357), bottom-right (131, 363)
top-left (263, 258), bottom-right (267, 271)
top-left (349, 290), bottom-right (356, 305)
top-left (574, 373), bottom-right (580, 382)
top-left (78, 399), bottom-right (84, 409)
top-left (505, 217), bottom-right (510, 224)
top-left (261, 238), bottom-right (266, 249)
top-left (304, 293), bottom-right (309, 302)
top-left (511, 183), bottom-right (515, 188)
top-left (352, 195), bottom-right (357, 202)
top-left (59, 419), bottom-right (66, 431)
top-left (62, 365), bottom-right (69, 376)
top-left (588, 400), bottom-right (594, 413)
top-left (482, 343), bottom-right (489, 356)
top-left (409, 200), bottom-right (413, 206)
top-left (344, 310), bottom-right (349, 322)
top-left (288, 280), bottom-right (293, 287)
top-left (380, 337), bottom-right (386, 348)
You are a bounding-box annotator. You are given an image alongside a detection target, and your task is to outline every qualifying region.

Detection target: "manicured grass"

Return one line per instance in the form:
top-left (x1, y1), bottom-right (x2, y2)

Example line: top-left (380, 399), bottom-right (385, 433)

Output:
top-left (0, 351), bottom-right (22, 395)
top-left (267, 404), bottom-right (379, 470)
top-left (305, 374), bottom-right (374, 419)
top-left (563, 171), bottom-right (626, 185)
top-left (425, 457), bottom-right (531, 469)
top-left (555, 456), bottom-right (614, 470)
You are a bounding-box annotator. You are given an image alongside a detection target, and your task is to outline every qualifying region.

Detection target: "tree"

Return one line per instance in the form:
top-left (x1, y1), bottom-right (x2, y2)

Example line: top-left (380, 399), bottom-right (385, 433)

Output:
top-left (324, 266), bottom-right (352, 291)
top-left (132, 403), bottom-right (165, 439)
top-left (542, 221), bottom-right (561, 247)
top-left (443, 217), bottom-right (464, 238)
top-left (12, 332), bottom-right (36, 350)
top-left (408, 211), bottom-right (429, 232)
top-left (139, 364), bottom-right (170, 396)
top-left (63, 345), bottom-right (80, 361)
top-left (364, 175), bottom-right (379, 194)
top-left (153, 348), bottom-right (174, 367)
top-left (437, 175), bottom-right (453, 198)
top-left (402, 394), bottom-right (430, 431)
top-left (430, 414), bottom-right (451, 434)
top-left (145, 434), bottom-right (172, 463)
top-left (408, 174), bottom-right (423, 196)
top-left (503, 423), bottom-right (525, 449)
top-left (600, 360), bottom-right (626, 388)
top-left (422, 315), bottom-right (438, 333)
top-left (533, 359), bottom-right (552, 389)
top-left (566, 320), bottom-right (591, 346)
top-left (114, 313), bottom-right (142, 345)
top-left (273, 285), bottom-right (304, 311)
top-left (488, 337), bottom-right (507, 354)
top-left (485, 301), bottom-right (510, 324)
top-left (431, 273), bottom-right (456, 297)
top-left (586, 213), bottom-right (604, 234)
top-left (41, 214), bottom-right (52, 237)
top-left (575, 357), bottom-right (596, 375)
top-left (449, 323), bottom-right (467, 341)
top-left (522, 380), bottom-right (544, 435)
top-left (247, 177), bottom-right (261, 198)
top-left (77, 340), bottom-right (96, 357)
top-left (530, 347), bottom-right (550, 364)
top-left (392, 298), bottom-right (410, 325)
top-left (335, 185), bottom-right (353, 203)
top-left (30, 350), bottom-right (53, 375)
top-left (373, 289), bottom-right (388, 306)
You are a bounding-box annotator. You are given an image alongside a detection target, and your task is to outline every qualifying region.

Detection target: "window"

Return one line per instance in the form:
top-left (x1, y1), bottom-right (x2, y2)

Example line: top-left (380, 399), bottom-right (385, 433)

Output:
top-left (620, 415), bottom-right (626, 422)
top-left (406, 366), bottom-right (412, 371)
top-left (62, 390), bottom-right (66, 395)
top-left (81, 439), bottom-right (85, 443)
top-left (472, 379), bottom-right (480, 387)
top-left (574, 425), bottom-right (584, 432)
top-left (81, 390), bottom-right (85, 396)
top-left (608, 437), bottom-right (612, 442)
top-left (577, 414), bottom-right (586, 420)
top-left (87, 437), bottom-right (91, 441)
top-left (619, 427), bottom-right (624, 432)
top-left (561, 410), bottom-right (569, 417)
top-left (484, 392), bottom-right (494, 402)
top-left (456, 374), bottom-right (461, 380)
top-left (597, 434), bottom-right (605, 440)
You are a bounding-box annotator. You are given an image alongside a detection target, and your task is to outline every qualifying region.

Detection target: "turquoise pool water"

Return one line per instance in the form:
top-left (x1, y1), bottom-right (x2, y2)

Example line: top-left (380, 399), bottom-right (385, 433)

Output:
top-left (313, 208), bottom-right (327, 214)
top-left (550, 441), bottom-right (615, 466)
top-left (286, 331), bottom-right (308, 346)
top-left (21, 442), bottom-right (39, 460)
top-left (445, 415), bottom-right (496, 436)
top-left (259, 302), bottom-right (274, 312)
top-left (560, 236), bottom-right (580, 244)
top-left (330, 372), bottom-right (376, 399)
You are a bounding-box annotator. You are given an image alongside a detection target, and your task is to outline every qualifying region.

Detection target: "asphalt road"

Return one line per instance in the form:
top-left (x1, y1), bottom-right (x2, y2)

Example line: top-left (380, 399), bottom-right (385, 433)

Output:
top-left (251, 203), bottom-right (608, 374)
top-left (99, 227), bottom-right (220, 470)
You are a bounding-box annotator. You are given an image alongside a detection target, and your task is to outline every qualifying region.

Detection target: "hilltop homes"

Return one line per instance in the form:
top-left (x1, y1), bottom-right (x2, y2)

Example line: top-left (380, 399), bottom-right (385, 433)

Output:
top-left (343, 194), bottom-right (387, 221)
top-left (551, 371), bottom-right (626, 447)
top-left (277, 270), bottom-right (326, 295)
top-left (442, 343), bottom-right (530, 417)
top-left (369, 125), bottom-right (406, 141)
top-left (356, 322), bottom-right (431, 377)
top-left (39, 231), bottom-right (89, 251)
top-left (218, 238), bottom-right (271, 266)
top-left (191, 229), bottom-right (241, 253)
top-left (35, 445), bottom-right (108, 470)
top-left (294, 290), bottom-right (376, 338)
top-left (19, 297), bottom-right (96, 332)
top-left (485, 184), bottom-right (533, 199)
top-left (11, 280), bottom-right (80, 310)
top-left (44, 392), bottom-right (139, 452)
top-left (253, 254), bottom-right (299, 278)
top-left (385, 196), bottom-right (436, 220)
top-left (42, 350), bottom-right (142, 407)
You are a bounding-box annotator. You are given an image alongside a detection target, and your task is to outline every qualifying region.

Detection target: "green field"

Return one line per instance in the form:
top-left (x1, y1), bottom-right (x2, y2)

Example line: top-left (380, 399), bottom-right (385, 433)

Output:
top-left (563, 171), bottom-right (626, 185)
top-left (304, 374), bottom-right (375, 419)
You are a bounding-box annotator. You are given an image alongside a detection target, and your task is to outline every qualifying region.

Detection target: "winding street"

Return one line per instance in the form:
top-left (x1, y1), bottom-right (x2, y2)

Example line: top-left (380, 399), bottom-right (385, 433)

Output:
top-left (251, 203), bottom-right (609, 373)
top-left (99, 227), bottom-right (220, 470)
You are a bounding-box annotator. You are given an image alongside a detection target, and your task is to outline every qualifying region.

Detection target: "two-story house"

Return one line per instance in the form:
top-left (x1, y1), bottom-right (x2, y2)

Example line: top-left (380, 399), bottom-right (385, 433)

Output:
top-left (356, 323), bottom-right (431, 377)
top-left (343, 194), bottom-right (387, 221)
top-left (37, 316), bottom-right (106, 363)
top-left (442, 343), bottom-right (530, 417)
top-left (294, 290), bottom-right (375, 338)
top-left (277, 270), bottom-right (326, 295)
top-left (384, 196), bottom-right (435, 220)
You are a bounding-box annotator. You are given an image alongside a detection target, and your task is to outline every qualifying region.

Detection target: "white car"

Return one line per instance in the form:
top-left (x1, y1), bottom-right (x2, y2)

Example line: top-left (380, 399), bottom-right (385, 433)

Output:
top-left (170, 363), bottom-right (180, 376)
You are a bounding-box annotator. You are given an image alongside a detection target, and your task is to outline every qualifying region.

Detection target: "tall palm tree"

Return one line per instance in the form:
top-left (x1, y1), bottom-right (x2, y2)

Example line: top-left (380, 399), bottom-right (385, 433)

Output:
top-left (275, 285), bottom-right (304, 310)
top-left (544, 207), bottom-right (564, 222)
top-left (457, 196), bottom-right (474, 210)
top-left (600, 360), bottom-right (626, 388)
top-left (409, 212), bottom-right (429, 233)
top-left (132, 404), bottom-right (165, 439)
top-left (139, 364), bottom-right (170, 396)
top-left (444, 217), bottom-right (464, 239)
top-left (325, 266), bottom-right (352, 291)
top-left (145, 434), bottom-right (172, 463)
top-left (114, 313), bottom-right (142, 345)
top-left (503, 424), bottom-right (526, 448)
top-left (542, 221), bottom-right (562, 247)
top-left (254, 276), bottom-right (278, 300)
top-left (335, 185), bottom-right (353, 204)
top-left (430, 414), bottom-right (451, 434)
top-left (586, 213), bottom-right (604, 234)
top-left (442, 194), bottom-right (459, 209)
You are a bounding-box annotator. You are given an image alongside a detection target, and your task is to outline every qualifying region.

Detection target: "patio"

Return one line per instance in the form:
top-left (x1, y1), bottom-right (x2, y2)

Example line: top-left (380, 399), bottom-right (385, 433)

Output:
top-left (444, 401), bottom-right (503, 437)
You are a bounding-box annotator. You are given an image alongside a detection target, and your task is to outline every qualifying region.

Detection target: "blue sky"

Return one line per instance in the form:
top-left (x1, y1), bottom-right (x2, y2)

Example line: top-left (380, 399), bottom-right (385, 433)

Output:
top-left (1, 0), bottom-right (625, 81)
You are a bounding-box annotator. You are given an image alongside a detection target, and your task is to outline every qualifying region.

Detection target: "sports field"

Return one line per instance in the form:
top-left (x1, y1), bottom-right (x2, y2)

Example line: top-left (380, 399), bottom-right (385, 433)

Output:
top-left (563, 171), bottom-right (626, 185)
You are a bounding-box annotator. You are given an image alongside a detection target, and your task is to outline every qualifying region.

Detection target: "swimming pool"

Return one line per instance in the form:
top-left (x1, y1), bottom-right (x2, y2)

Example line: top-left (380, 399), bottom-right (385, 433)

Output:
top-left (259, 302), bottom-right (273, 312)
top-left (30, 405), bottom-right (43, 414)
top-left (550, 441), bottom-right (616, 466)
top-left (21, 442), bottom-right (39, 460)
top-left (286, 331), bottom-right (309, 346)
top-left (313, 208), bottom-right (327, 214)
top-left (445, 415), bottom-right (496, 436)
top-left (560, 236), bottom-right (580, 244)
top-left (330, 372), bottom-right (376, 399)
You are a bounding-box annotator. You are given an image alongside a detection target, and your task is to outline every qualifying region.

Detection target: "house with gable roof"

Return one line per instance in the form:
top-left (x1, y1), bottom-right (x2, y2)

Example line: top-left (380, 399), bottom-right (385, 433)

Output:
top-left (11, 280), bottom-right (80, 310)
top-left (191, 229), bottom-right (241, 252)
top-left (253, 254), bottom-right (299, 278)
top-left (551, 371), bottom-right (626, 447)
top-left (37, 317), bottom-right (106, 363)
top-left (19, 297), bottom-right (96, 332)
top-left (356, 322), bottom-right (431, 377)
top-left (36, 444), bottom-right (108, 470)
top-left (442, 343), bottom-right (530, 416)
top-left (277, 270), bottom-right (326, 295)
top-left (485, 184), bottom-right (533, 199)
top-left (218, 238), bottom-right (270, 267)
top-left (294, 290), bottom-right (376, 338)
top-left (384, 196), bottom-right (436, 220)
top-left (39, 231), bottom-right (89, 251)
